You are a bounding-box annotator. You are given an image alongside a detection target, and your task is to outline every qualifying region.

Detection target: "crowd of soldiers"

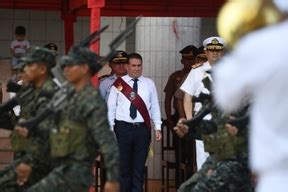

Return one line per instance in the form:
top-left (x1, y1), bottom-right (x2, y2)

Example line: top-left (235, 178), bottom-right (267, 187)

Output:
top-left (0, 46), bottom-right (120, 191)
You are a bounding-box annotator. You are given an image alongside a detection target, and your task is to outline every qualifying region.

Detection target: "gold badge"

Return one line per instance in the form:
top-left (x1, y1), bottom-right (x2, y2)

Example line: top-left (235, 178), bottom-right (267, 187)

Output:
top-left (211, 38), bottom-right (219, 45)
top-left (117, 83), bottom-right (123, 91)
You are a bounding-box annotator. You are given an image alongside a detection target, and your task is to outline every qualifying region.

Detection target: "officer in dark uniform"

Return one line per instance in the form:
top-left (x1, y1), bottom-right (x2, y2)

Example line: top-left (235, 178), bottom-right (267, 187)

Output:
top-left (164, 45), bottom-right (198, 130)
top-left (163, 45), bottom-right (198, 187)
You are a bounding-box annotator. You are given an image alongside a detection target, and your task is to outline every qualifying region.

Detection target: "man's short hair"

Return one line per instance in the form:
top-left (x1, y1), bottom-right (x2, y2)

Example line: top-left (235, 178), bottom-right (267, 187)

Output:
top-left (128, 53), bottom-right (142, 63)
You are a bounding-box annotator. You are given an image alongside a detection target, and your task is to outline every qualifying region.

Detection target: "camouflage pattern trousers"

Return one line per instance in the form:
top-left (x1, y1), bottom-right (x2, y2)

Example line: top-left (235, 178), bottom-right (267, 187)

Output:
top-left (178, 155), bottom-right (252, 192)
top-left (0, 160), bottom-right (50, 192)
top-left (26, 162), bottom-right (94, 192)
top-left (178, 155), bottom-right (217, 192)
top-left (192, 158), bottom-right (252, 192)
top-left (0, 168), bottom-right (19, 192)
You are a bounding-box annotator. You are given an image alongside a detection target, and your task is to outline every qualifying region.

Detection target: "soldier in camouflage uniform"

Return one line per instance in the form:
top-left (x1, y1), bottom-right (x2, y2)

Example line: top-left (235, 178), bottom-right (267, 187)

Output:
top-left (0, 47), bottom-right (58, 191)
top-left (191, 107), bottom-right (251, 192)
top-left (175, 78), bottom-right (252, 192)
top-left (21, 47), bottom-right (120, 192)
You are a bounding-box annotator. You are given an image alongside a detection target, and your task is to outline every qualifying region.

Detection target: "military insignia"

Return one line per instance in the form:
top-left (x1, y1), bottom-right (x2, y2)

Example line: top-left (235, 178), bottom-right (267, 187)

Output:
top-left (211, 38), bottom-right (219, 45)
top-left (129, 91), bottom-right (136, 100)
top-left (117, 83), bottom-right (123, 91)
top-left (116, 52), bottom-right (123, 58)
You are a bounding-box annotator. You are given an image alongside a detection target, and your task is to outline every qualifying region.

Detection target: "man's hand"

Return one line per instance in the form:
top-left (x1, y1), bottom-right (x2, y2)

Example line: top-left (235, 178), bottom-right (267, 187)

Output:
top-left (104, 181), bottom-right (120, 192)
top-left (174, 118), bottom-right (189, 138)
top-left (16, 163), bottom-right (32, 186)
top-left (15, 126), bottom-right (29, 137)
top-left (15, 118), bottom-right (29, 137)
top-left (206, 169), bottom-right (214, 176)
top-left (225, 123), bottom-right (238, 136)
top-left (155, 130), bottom-right (162, 141)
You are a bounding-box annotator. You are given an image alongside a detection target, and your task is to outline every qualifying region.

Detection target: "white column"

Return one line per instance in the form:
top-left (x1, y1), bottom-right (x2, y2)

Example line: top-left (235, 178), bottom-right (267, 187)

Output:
top-left (135, 17), bottom-right (201, 179)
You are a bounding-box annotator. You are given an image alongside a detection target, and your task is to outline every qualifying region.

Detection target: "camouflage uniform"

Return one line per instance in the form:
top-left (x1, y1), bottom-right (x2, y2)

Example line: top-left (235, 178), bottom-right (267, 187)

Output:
top-left (0, 78), bottom-right (57, 192)
top-left (191, 108), bottom-right (252, 192)
top-left (0, 47), bottom-right (57, 191)
top-left (193, 154), bottom-right (251, 192)
top-left (27, 83), bottom-right (119, 192)
top-left (178, 75), bottom-right (251, 192)
top-left (178, 155), bottom-right (217, 192)
top-left (26, 47), bottom-right (119, 192)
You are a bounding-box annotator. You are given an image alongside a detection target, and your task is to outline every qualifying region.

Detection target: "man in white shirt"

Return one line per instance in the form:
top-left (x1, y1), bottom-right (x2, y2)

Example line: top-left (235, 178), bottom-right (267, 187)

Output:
top-left (213, 1), bottom-right (288, 191)
top-left (180, 37), bottom-right (225, 170)
top-left (107, 53), bottom-right (162, 192)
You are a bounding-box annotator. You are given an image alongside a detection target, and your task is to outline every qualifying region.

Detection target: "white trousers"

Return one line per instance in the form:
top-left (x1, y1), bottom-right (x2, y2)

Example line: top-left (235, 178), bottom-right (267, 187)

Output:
top-left (195, 140), bottom-right (209, 170)
top-left (257, 169), bottom-right (288, 192)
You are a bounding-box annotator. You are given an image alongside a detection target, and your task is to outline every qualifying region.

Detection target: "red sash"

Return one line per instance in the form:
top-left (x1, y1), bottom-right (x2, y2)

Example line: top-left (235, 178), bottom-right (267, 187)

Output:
top-left (113, 77), bottom-right (151, 130)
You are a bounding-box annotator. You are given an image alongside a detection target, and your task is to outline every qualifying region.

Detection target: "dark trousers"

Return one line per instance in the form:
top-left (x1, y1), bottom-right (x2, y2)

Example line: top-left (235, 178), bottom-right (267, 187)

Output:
top-left (114, 120), bottom-right (151, 192)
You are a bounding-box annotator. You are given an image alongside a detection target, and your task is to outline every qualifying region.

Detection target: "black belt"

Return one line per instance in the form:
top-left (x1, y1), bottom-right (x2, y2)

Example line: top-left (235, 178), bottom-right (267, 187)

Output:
top-left (115, 120), bottom-right (146, 128)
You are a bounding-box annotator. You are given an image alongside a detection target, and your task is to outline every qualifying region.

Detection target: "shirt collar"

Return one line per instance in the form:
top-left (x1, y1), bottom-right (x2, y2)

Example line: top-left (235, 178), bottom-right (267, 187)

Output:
top-left (203, 61), bottom-right (212, 70)
top-left (123, 74), bottom-right (143, 82)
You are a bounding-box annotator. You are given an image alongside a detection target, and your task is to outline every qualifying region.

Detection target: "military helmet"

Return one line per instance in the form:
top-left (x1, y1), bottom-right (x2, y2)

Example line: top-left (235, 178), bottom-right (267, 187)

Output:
top-left (23, 47), bottom-right (56, 69)
top-left (59, 47), bottom-right (100, 75)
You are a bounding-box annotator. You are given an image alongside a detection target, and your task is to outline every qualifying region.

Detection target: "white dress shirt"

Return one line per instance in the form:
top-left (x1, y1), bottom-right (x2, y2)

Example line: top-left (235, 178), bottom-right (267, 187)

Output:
top-left (107, 74), bottom-right (162, 130)
top-left (214, 20), bottom-right (288, 175)
top-left (180, 61), bottom-right (212, 117)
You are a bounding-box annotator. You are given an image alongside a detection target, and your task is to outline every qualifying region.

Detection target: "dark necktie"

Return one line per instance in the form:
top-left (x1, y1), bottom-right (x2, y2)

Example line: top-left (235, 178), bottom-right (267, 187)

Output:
top-left (129, 78), bottom-right (138, 119)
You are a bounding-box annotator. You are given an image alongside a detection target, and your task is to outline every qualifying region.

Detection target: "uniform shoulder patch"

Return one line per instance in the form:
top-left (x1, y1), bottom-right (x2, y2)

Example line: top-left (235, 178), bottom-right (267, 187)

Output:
top-left (192, 62), bottom-right (204, 69)
top-left (99, 74), bottom-right (111, 81)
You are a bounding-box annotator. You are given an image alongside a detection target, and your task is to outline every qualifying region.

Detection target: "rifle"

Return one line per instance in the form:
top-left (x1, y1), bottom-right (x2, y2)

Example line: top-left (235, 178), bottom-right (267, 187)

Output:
top-left (18, 18), bottom-right (141, 130)
top-left (0, 85), bottom-right (34, 114)
top-left (17, 81), bottom-right (75, 130)
top-left (17, 25), bottom-right (109, 130)
top-left (227, 114), bottom-right (249, 129)
top-left (182, 104), bottom-right (211, 128)
top-left (99, 17), bottom-right (141, 64)
top-left (6, 80), bottom-right (22, 93)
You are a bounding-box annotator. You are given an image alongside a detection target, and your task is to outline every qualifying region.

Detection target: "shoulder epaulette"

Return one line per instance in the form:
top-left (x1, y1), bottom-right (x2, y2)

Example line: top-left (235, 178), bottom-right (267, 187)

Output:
top-left (98, 74), bottom-right (111, 81)
top-left (192, 62), bottom-right (204, 69)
